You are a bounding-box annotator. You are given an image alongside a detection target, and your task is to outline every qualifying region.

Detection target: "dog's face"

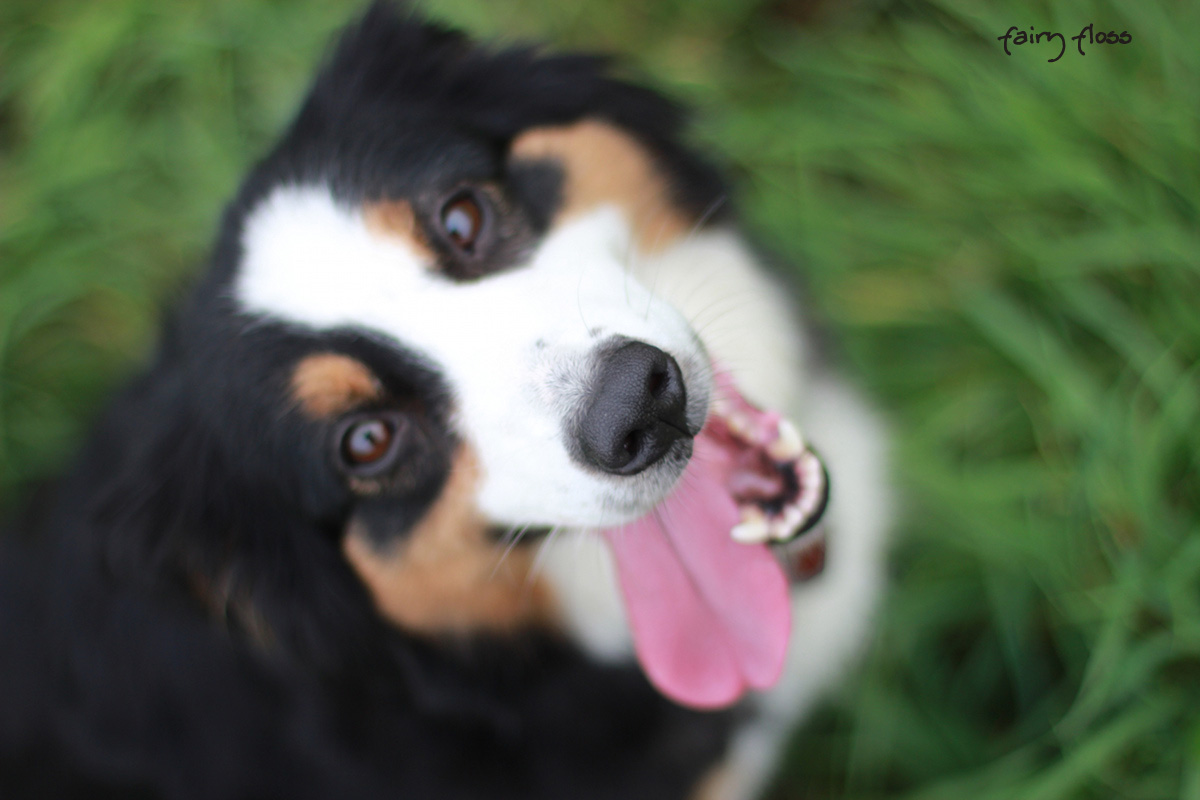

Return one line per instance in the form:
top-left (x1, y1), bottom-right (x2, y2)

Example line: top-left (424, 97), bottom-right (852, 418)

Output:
top-left (236, 120), bottom-right (712, 531)
top-left (187, 8), bottom-right (825, 703)
top-left (202, 7), bottom-right (737, 555)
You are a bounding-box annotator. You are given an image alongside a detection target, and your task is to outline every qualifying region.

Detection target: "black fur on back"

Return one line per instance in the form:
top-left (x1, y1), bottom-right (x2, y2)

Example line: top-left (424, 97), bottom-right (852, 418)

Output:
top-left (0, 3), bottom-right (736, 797)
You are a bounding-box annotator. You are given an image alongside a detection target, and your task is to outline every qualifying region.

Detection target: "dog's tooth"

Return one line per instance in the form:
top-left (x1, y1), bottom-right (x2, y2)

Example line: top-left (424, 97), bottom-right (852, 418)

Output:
top-left (798, 492), bottom-right (818, 520)
top-left (727, 412), bottom-right (755, 440)
top-left (801, 451), bottom-right (823, 487)
top-left (732, 518), bottom-right (770, 544)
top-left (741, 506), bottom-right (768, 525)
top-left (769, 505), bottom-right (804, 541)
top-left (798, 465), bottom-right (821, 514)
top-left (764, 516), bottom-right (786, 541)
top-left (783, 504), bottom-right (805, 534)
top-left (768, 419), bottom-right (804, 461)
top-left (731, 507), bottom-right (769, 544)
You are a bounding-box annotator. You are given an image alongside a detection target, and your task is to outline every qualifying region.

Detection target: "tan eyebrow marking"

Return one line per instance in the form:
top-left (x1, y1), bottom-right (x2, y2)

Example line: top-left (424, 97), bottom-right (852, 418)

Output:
top-left (363, 198), bottom-right (434, 261)
top-left (291, 353), bottom-right (382, 418)
top-left (510, 119), bottom-right (693, 253)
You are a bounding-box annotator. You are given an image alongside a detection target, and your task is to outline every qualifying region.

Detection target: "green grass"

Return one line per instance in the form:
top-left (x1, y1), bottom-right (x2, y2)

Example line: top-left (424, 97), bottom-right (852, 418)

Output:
top-left (2, 0), bottom-right (1197, 797)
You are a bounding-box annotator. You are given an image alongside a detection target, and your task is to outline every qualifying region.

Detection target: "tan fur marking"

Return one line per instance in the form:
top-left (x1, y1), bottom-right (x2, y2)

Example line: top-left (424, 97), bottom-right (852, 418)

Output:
top-left (342, 447), bottom-right (558, 635)
top-left (363, 199), bottom-right (433, 260)
top-left (189, 571), bottom-right (276, 649)
top-left (291, 353), bottom-right (382, 418)
top-left (690, 763), bottom-right (735, 800)
top-left (510, 120), bottom-right (692, 252)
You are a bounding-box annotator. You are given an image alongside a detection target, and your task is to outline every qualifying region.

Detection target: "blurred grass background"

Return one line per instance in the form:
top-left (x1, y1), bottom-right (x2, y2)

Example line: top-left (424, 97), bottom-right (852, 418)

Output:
top-left (1, 0), bottom-right (1197, 797)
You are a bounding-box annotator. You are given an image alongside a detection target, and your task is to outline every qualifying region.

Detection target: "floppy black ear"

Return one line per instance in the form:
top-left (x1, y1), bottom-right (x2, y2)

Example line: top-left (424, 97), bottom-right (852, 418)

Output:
top-left (54, 339), bottom-right (386, 672)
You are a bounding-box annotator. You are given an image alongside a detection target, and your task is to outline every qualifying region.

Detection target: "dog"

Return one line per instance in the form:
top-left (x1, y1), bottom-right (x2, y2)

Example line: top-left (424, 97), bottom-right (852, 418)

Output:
top-left (0, 3), bottom-right (889, 798)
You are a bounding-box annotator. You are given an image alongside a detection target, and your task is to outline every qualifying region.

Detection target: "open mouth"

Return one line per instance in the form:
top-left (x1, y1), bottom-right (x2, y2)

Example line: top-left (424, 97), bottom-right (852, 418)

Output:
top-left (706, 369), bottom-right (828, 548)
top-left (600, 367), bottom-right (829, 709)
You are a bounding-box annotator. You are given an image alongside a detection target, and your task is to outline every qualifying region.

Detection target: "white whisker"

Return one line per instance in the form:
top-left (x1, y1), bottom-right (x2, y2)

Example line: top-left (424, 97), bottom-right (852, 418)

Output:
top-left (490, 523), bottom-right (537, 580)
top-left (528, 525), bottom-right (565, 587)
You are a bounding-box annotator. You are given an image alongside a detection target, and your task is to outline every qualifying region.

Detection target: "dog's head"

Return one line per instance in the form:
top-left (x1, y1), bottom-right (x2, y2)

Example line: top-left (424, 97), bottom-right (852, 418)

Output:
top-left (176, 2), bottom-right (826, 708)
top-left (226, 6), bottom-right (721, 532)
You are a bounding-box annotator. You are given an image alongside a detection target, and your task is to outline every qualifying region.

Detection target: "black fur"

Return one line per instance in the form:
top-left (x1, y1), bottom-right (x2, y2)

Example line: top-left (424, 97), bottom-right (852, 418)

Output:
top-left (0, 4), bottom-right (736, 797)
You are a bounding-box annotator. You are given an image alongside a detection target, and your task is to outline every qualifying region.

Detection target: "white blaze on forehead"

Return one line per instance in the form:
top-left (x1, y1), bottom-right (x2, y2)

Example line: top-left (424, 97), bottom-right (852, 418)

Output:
top-left (234, 185), bottom-right (707, 527)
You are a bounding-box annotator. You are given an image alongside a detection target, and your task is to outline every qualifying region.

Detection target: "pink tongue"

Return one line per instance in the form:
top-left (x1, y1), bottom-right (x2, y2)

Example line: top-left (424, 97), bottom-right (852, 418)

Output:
top-left (601, 432), bottom-right (791, 709)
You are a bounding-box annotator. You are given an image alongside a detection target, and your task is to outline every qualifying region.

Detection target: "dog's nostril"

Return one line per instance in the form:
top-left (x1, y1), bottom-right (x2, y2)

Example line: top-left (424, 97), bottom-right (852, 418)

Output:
top-left (577, 341), bottom-right (690, 476)
top-left (647, 367), bottom-right (668, 398)
top-left (622, 430), bottom-right (641, 460)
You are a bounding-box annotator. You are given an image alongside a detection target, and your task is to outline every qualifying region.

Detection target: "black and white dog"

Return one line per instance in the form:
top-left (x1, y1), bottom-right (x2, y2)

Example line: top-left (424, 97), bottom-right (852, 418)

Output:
top-left (0, 4), bottom-right (889, 798)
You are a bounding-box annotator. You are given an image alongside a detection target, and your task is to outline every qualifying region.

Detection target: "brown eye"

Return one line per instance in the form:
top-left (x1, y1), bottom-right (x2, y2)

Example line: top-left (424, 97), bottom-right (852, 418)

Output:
top-left (340, 417), bottom-right (398, 469)
top-left (440, 192), bottom-right (483, 252)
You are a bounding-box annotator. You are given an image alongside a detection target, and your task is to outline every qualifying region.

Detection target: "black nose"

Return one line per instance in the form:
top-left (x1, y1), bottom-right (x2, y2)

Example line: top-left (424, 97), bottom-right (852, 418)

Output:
top-left (578, 341), bottom-right (690, 476)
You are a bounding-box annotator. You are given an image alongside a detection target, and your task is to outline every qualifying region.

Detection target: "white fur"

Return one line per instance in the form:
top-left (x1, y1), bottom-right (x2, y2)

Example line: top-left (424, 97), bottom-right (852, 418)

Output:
top-left (235, 187), bottom-right (711, 527)
top-left (539, 531), bottom-right (633, 661)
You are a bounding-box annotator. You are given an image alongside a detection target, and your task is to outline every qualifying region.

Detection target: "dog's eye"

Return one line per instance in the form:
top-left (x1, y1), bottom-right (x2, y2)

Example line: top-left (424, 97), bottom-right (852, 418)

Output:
top-left (338, 415), bottom-right (403, 473)
top-left (343, 419), bottom-right (392, 464)
top-left (439, 192), bottom-right (484, 252)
